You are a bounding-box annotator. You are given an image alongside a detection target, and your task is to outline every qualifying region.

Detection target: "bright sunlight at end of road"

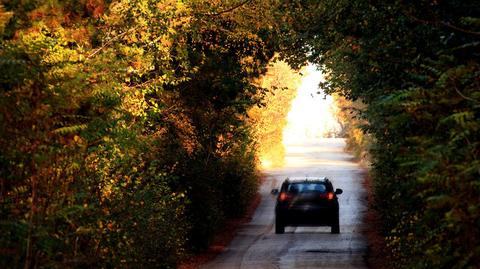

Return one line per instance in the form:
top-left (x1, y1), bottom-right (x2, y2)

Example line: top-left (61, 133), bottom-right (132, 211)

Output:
top-left (282, 65), bottom-right (341, 146)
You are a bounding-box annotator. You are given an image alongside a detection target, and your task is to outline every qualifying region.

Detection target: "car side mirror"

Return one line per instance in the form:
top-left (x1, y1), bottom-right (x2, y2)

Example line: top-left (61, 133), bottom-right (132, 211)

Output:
top-left (335, 188), bottom-right (343, 195)
top-left (271, 188), bottom-right (279, 195)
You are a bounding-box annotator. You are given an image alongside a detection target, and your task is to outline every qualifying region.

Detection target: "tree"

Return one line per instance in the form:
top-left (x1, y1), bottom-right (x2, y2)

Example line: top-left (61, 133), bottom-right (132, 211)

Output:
top-left (0, 0), bottom-right (288, 267)
top-left (280, 0), bottom-right (480, 268)
top-left (249, 60), bottom-right (301, 167)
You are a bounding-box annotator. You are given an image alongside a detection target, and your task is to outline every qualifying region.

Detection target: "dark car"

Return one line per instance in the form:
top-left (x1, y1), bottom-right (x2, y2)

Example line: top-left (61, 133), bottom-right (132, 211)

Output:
top-left (272, 177), bottom-right (343, 234)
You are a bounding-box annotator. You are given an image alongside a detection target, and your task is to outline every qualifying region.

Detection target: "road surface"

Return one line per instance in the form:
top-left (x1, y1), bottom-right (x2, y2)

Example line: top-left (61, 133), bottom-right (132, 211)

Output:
top-left (201, 138), bottom-right (369, 269)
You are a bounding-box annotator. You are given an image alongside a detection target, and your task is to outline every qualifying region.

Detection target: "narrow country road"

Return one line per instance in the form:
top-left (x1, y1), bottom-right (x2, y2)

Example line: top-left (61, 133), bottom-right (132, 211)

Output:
top-left (201, 138), bottom-right (369, 269)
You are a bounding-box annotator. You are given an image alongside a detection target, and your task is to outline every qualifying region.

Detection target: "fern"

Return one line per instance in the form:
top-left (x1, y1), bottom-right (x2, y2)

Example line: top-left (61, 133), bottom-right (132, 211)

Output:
top-left (52, 124), bottom-right (87, 135)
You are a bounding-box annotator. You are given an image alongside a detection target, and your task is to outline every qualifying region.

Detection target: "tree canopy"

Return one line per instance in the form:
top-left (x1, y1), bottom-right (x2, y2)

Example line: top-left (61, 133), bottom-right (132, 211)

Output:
top-left (0, 0), bottom-right (286, 267)
top-left (1, 1), bottom-right (479, 268)
top-left (281, 0), bottom-right (480, 268)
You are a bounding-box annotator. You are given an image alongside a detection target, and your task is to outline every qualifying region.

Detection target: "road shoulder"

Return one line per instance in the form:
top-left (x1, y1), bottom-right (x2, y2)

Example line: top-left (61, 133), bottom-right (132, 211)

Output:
top-left (179, 193), bottom-right (262, 269)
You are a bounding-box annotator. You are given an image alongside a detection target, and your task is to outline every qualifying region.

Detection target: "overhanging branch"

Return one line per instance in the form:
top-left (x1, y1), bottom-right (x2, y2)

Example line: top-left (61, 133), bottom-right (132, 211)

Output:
top-left (207, 0), bottom-right (253, 16)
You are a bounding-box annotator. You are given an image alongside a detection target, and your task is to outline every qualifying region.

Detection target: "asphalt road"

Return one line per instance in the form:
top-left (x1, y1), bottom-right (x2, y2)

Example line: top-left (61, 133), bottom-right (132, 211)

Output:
top-left (201, 138), bottom-right (369, 269)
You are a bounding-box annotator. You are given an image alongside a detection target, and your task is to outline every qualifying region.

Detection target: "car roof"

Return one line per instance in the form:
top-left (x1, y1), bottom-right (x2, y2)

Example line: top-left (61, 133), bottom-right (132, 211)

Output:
top-left (284, 177), bottom-right (329, 183)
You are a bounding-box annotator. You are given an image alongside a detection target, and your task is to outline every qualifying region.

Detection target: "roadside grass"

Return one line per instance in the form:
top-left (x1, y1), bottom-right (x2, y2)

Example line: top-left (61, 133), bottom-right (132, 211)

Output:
top-left (362, 173), bottom-right (387, 269)
top-left (179, 193), bottom-right (262, 269)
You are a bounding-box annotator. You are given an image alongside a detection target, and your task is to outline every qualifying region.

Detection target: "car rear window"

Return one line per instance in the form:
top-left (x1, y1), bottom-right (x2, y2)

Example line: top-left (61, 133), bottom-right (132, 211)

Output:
top-left (287, 183), bottom-right (326, 193)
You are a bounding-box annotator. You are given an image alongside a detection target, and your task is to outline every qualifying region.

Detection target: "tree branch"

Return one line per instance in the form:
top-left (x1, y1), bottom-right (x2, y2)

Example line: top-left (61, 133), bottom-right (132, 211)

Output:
top-left (206, 0), bottom-right (253, 16)
top-left (401, 9), bottom-right (480, 36)
top-left (439, 21), bottom-right (480, 36)
top-left (87, 28), bottom-right (138, 60)
top-left (454, 87), bottom-right (479, 104)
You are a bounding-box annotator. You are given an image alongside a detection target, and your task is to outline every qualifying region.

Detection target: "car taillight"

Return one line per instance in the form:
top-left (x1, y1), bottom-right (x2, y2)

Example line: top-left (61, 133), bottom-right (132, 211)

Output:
top-left (320, 192), bottom-right (335, 200)
top-left (279, 192), bottom-right (291, 202)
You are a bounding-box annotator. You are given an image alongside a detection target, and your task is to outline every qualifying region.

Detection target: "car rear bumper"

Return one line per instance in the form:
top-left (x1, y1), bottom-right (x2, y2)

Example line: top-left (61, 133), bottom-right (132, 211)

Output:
top-left (276, 205), bottom-right (338, 226)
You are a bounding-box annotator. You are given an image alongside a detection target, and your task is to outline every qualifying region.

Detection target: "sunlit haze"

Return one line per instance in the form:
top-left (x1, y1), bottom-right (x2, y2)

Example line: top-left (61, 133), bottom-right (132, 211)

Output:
top-left (282, 65), bottom-right (341, 145)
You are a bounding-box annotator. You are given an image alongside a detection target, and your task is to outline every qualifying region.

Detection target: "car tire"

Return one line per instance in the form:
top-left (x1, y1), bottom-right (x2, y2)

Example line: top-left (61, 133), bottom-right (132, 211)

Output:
top-left (275, 218), bottom-right (285, 234)
top-left (331, 213), bottom-right (340, 234)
